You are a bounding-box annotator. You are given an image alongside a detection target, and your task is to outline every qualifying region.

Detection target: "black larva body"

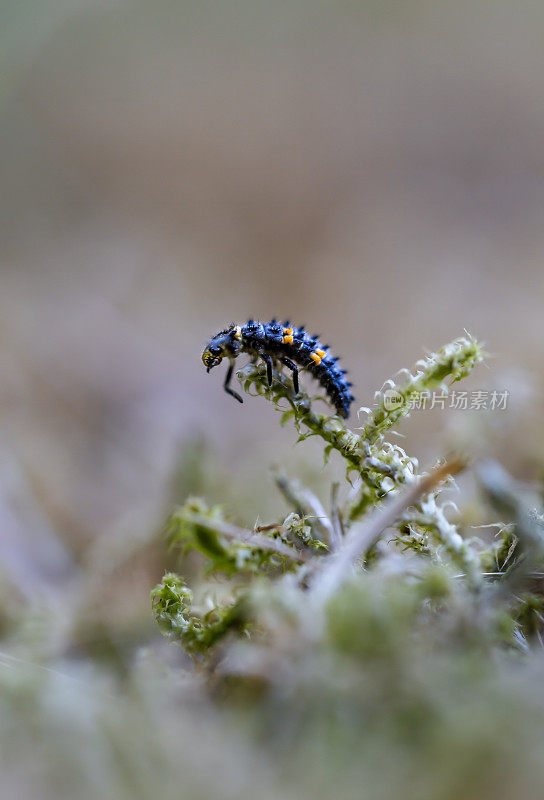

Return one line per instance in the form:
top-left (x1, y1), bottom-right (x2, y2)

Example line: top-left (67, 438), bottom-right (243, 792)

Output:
top-left (201, 319), bottom-right (354, 417)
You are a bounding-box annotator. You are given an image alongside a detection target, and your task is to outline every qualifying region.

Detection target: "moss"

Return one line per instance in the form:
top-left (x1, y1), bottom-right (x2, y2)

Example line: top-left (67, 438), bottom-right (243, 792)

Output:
top-left (153, 332), bottom-right (544, 679)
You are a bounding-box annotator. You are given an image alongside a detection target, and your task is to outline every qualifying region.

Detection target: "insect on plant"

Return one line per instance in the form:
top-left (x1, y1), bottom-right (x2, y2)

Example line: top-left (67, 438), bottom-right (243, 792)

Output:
top-left (201, 319), bottom-right (354, 417)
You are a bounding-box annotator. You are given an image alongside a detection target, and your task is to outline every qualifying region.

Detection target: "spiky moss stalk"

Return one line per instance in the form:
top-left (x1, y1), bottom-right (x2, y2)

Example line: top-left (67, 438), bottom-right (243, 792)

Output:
top-left (238, 362), bottom-right (365, 469)
top-left (401, 496), bottom-right (483, 587)
top-left (151, 572), bottom-right (248, 656)
top-left (350, 335), bottom-right (483, 519)
top-left (360, 335), bottom-right (484, 445)
top-left (237, 336), bottom-right (485, 585)
top-left (237, 335), bottom-right (483, 520)
top-left (237, 360), bottom-right (411, 515)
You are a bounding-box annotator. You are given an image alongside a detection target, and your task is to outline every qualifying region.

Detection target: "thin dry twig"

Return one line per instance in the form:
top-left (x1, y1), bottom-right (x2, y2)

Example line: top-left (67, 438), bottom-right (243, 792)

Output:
top-left (187, 512), bottom-right (308, 563)
top-left (309, 458), bottom-right (465, 603)
top-left (274, 471), bottom-right (335, 547)
top-left (330, 482), bottom-right (345, 551)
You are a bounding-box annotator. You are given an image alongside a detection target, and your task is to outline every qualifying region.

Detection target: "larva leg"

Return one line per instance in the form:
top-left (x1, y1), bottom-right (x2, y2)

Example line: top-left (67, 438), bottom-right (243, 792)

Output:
top-left (223, 362), bottom-right (243, 404)
top-left (262, 353), bottom-right (273, 386)
top-left (280, 356), bottom-right (299, 394)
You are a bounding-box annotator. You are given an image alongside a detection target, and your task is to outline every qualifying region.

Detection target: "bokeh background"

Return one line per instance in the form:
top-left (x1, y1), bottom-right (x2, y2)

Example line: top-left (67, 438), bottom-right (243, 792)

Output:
top-left (1, 2), bottom-right (544, 796)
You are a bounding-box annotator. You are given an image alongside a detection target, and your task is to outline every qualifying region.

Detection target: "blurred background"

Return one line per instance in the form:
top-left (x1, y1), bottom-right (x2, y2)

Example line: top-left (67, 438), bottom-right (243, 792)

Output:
top-left (1, 2), bottom-right (544, 795)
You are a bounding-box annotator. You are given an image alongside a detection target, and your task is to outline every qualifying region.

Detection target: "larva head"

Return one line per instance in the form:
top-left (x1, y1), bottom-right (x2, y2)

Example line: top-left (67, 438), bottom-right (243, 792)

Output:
top-left (202, 326), bottom-right (242, 371)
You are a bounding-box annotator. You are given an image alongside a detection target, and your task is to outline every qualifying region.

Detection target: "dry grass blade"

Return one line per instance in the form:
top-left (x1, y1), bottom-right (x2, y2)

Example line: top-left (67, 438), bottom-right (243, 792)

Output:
top-left (309, 458), bottom-right (465, 603)
top-left (187, 512), bottom-right (308, 562)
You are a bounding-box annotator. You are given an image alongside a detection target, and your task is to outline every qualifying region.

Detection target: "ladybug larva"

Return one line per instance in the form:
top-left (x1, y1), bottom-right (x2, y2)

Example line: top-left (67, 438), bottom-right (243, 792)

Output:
top-left (201, 319), bottom-right (354, 418)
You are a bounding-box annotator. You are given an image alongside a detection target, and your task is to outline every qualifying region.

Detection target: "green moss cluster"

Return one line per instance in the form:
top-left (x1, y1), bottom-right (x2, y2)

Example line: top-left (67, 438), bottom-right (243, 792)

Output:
top-left (153, 335), bottom-right (495, 655)
top-left (151, 572), bottom-right (247, 655)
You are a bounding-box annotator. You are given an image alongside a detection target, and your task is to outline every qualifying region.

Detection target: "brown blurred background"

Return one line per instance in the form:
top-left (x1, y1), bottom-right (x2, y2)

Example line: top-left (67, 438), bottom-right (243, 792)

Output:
top-left (1, 0), bottom-right (544, 595)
